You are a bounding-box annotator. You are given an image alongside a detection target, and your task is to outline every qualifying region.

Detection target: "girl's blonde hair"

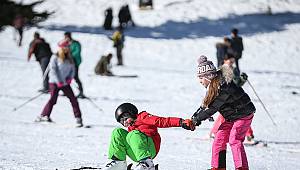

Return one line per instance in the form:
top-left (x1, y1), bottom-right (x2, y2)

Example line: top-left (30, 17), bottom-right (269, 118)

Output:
top-left (57, 48), bottom-right (74, 63)
top-left (202, 76), bottom-right (221, 108)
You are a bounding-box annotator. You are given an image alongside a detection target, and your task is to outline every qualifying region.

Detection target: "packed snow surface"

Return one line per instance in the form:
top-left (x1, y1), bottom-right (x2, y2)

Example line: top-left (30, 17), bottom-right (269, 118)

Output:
top-left (1, 0), bottom-right (300, 169)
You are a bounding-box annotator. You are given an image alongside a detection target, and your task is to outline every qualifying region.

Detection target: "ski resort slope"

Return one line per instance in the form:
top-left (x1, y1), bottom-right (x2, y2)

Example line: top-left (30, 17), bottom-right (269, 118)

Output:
top-left (1, 0), bottom-right (300, 169)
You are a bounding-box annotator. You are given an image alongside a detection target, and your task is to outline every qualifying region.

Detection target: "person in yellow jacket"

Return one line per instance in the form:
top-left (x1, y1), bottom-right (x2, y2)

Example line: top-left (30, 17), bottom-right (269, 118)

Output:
top-left (110, 27), bottom-right (125, 65)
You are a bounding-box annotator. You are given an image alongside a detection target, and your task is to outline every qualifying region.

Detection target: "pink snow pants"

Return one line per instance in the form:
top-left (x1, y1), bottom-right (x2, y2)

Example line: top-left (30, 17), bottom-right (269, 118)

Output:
top-left (211, 114), bottom-right (254, 137)
top-left (211, 113), bottom-right (254, 169)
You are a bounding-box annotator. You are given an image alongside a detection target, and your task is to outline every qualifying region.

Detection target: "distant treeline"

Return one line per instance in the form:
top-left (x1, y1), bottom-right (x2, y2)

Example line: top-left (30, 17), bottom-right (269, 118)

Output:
top-left (0, 0), bottom-right (54, 31)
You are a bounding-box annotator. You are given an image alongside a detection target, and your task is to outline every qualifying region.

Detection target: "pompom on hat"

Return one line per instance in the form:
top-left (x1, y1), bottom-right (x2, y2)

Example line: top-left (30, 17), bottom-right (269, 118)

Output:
top-left (197, 55), bottom-right (217, 80)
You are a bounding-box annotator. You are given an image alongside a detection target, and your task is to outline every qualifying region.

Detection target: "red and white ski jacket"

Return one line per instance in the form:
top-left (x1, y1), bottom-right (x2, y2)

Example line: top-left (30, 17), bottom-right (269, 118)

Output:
top-left (128, 111), bottom-right (181, 154)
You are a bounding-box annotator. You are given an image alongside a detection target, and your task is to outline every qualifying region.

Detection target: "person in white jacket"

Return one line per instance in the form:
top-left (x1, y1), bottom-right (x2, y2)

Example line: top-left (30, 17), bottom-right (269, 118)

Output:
top-left (35, 47), bottom-right (83, 127)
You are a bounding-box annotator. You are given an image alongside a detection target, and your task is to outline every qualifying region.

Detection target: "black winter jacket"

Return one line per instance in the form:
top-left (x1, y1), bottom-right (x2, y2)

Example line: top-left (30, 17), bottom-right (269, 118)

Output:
top-left (29, 39), bottom-right (52, 61)
top-left (192, 75), bottom-right (255, 123)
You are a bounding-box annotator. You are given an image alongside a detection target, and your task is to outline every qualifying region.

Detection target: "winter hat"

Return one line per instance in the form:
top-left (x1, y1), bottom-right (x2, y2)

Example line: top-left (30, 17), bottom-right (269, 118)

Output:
top-left (58, 40), bottom-right (70, 48)
top-left (197, 55), bottom-right (217, 80)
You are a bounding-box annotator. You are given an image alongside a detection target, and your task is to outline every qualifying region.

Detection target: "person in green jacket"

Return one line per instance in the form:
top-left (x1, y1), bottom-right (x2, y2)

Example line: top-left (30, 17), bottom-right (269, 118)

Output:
top-left (62, 32), bottom-right (86, 98)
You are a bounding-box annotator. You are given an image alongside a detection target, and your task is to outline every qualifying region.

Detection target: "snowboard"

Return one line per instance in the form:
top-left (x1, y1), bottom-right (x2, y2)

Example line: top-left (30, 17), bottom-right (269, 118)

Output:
top-left (127, 163), bottom-right (158, 170)
top-left (71, 163), bottom-right (158, 170)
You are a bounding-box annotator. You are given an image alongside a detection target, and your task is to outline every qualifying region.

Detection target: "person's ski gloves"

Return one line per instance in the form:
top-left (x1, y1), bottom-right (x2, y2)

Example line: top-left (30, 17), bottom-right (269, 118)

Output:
top-left (191, 107), bottom-right (205, 126)
top-left (57, 82), bottom-right (64, 88)
top-left (241, 72), bottom-right (248, 81)
top-left (66, 78), bottom-right (72, 85)
top-left (180, 119), bottom-right (195, 131)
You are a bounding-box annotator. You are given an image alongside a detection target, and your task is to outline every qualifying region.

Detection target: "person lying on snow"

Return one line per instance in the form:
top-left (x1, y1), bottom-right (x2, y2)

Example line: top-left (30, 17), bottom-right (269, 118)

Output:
top-left (103, 103), bottom-right (195, 170)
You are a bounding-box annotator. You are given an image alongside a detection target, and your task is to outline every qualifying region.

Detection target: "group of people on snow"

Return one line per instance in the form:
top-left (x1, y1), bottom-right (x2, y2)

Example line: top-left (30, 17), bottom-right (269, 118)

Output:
top-left (103, 4), bottom-right (135, 30)
top-left (102, 54), bottom-right (255, 170)
top-left (26, 24), bottom-right (255, 169)
top-left (214, 28), bottom-right (255, 144)
top-left (215, 28), bottom-right (244, 73)
top-left (27, 27), bottom-right (126, 127)
top-left (28, 31), bottom-right (86, 127)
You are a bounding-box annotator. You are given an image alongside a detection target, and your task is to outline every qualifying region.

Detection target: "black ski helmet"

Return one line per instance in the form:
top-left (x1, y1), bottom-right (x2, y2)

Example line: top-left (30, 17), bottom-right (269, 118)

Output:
top-left (115, 103), bottom-right (138, 122)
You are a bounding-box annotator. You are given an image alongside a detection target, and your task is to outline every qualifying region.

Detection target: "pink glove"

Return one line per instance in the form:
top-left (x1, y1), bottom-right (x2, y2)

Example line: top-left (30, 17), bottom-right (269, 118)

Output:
top-left (66, 78), bottom-right (72, 85)
top-left (57, 82), bottom-right (64, 88)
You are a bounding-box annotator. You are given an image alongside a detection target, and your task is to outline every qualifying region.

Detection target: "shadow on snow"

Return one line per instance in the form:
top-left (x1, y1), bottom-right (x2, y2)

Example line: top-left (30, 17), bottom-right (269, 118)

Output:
top-left (41, 12), bottom-right (300, 39)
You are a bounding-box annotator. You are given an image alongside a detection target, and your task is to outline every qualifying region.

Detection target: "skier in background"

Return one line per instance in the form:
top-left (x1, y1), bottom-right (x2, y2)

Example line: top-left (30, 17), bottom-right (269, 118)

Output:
top-left (191, 55), bottom-right (255, 170)
top-left (94, 53), bottom-right (113, 76)
top-left (208, 53), bottom-right (255, 145)
top-left (230, 28), bottom-right (244, 74)
top-left (103, 103), bottom-right (195, 170)
top-left (60, 32), bottom-right (86, 98)
top-left (110, 27), bottom-right (125, 66)
top-left (215, 37), bottom-right (232, 67)
top-left (118, 4), bottom-right (135, 28)
top-left (103, 7), bottom-right (113, 30)
top-left (27, 32), bottom-right (52, 93)
top-left (13, 14), bottom-right (26, 46)
top-left (35, 45), bottom-right (83, 127)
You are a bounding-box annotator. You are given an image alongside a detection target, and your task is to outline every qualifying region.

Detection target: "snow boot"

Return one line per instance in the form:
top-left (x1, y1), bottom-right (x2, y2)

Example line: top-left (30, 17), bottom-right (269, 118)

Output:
top-left (133, 158), bottom-right (155, 170)
top-left (75, 117), bottom-right (83, 127)
top-left (244, 135), bottom-right (258, 145)
top-left (236, 167), bottom-right (249, 170)
top-left (35, 115), bottom-right (52, 122)
top-left (102, 160), bottom-right (127, 170)
top-left (207, 168), bottom-right (226, 170)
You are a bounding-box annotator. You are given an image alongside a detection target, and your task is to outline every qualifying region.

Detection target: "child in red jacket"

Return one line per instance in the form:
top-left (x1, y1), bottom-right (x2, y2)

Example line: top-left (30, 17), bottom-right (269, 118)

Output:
top-left (103, 103), bottom-right (195, 170)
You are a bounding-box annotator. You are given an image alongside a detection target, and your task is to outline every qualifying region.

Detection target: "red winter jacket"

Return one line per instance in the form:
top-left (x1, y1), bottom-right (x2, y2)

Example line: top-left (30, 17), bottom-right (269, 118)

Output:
top-left (128, 111), bottom-right (181, 154)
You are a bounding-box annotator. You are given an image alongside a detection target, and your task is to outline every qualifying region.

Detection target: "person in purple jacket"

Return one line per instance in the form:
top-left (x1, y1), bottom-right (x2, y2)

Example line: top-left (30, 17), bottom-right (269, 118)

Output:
top-left (35, 46), bottom-right (83, 127)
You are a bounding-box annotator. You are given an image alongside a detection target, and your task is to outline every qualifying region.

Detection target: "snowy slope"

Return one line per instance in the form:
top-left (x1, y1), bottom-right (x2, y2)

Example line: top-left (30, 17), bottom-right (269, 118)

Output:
top-left (1, 0), bottom-right (300, 169)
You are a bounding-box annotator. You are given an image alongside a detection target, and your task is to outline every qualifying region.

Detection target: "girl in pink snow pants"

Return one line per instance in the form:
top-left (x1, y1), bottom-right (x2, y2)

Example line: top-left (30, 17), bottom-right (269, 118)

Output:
top-left (191, 56), bottom-right (256, 170)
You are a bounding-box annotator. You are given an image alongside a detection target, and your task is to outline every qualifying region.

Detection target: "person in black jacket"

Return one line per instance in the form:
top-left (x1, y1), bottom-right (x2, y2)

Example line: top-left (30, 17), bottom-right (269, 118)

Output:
top-left (230, 28), bottom-right (244, 74)
top-left (28, 32), bottom-right (52, 93)
top-left (191, 55), bottom-right (255, 170)
top-left (215, 37), bottom-right (231, 67)
top-left (118, 4), bottom-right (135, 28)
top-left (103, 7), bottom-right (113, 30)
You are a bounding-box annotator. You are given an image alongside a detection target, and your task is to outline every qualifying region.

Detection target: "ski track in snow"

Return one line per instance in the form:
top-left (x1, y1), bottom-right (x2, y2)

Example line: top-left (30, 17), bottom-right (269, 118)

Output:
top-left (1, 0), bottom-right (300, 169)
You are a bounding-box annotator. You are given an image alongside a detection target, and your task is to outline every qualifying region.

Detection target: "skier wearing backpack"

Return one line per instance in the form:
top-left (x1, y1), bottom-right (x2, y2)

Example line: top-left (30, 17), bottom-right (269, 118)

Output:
top-left (35, 45), bottom-right (83, 128)
top-left (28, 32), bottom-right (52, 93)
top-left (61, 32), bottom-right (86, 98)
top-left (191, 55), bottom-right (255, 170)
top-left (103, 103), bottom-right (195, 170)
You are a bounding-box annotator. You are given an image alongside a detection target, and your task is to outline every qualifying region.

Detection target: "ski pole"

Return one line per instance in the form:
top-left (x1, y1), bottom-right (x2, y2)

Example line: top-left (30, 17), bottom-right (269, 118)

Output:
top-left (12, 92), bottom-right (44, 112)
top-left (85, 97), bottom-right (103, 113)
top-left (247, 80), bottom-right (277, 126)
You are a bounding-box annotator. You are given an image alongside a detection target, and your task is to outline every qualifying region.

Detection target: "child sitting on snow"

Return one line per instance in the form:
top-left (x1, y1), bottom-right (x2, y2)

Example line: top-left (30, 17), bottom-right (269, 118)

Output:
top-left (103, 103), bottom-right (195, 170)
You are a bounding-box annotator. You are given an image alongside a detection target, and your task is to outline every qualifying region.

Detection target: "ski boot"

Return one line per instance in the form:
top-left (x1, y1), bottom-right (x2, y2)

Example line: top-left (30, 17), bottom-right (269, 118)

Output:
top-left (102, 160), bottom-right (127, 170)
top-left (35, 115), bottom-right (52, 122)
top-left (133, 158), bottom-right (155, 170)
top-left (244, 135), bottom-right (257, 145)
top-left (75, 117), bottom-right (83, 128)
